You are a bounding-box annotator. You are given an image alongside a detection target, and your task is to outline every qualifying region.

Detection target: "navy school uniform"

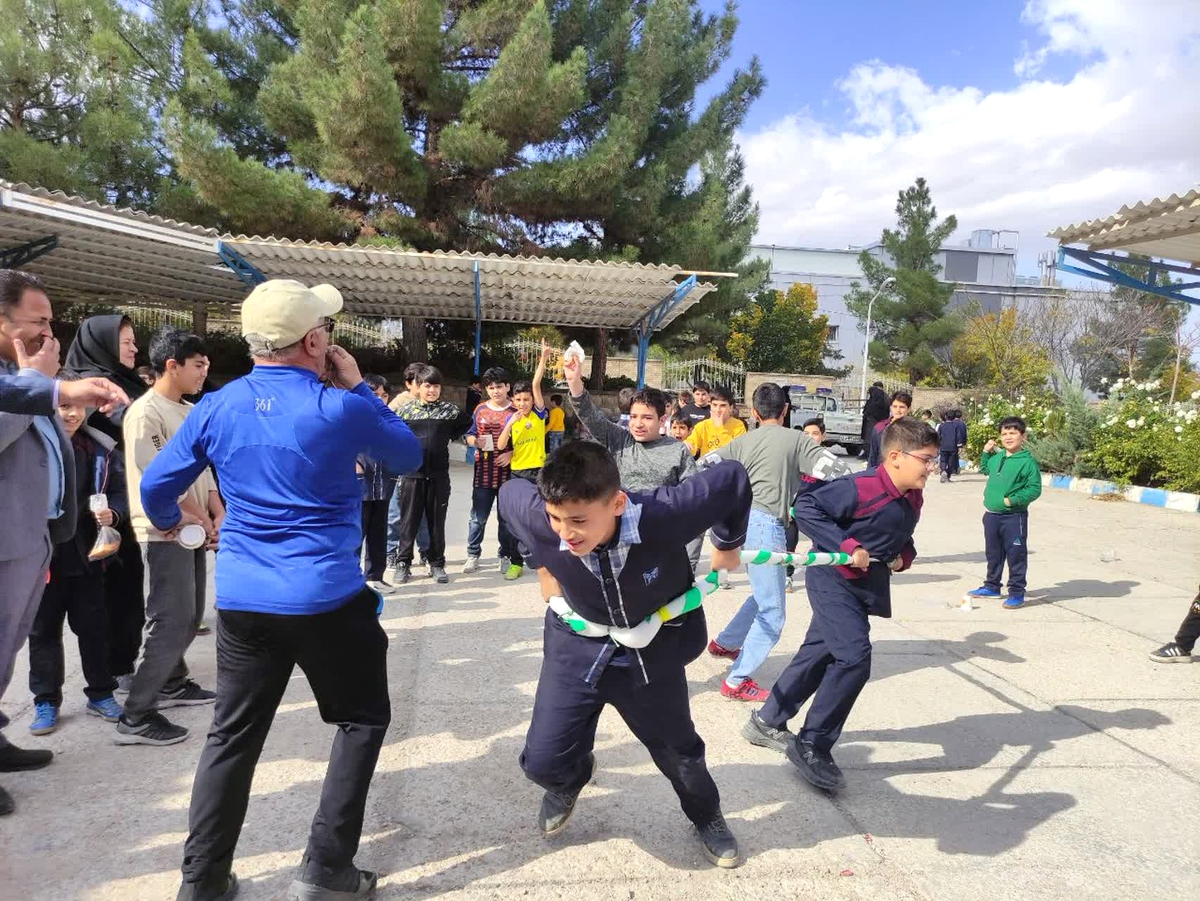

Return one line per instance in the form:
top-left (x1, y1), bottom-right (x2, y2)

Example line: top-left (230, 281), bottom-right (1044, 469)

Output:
top-left (785, 473), bottom-right (825, 576)
top-left (936, 420), bottom-right (959, 475)
top-left (760, 466), bottom-right (923, 752)
top-left (499, 460), bottom-right (752, 826)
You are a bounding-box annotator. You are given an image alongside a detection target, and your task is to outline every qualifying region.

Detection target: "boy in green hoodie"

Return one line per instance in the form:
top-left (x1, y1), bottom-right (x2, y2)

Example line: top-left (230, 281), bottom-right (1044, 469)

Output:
top-left (964, 416), bottom-right (1042, 610)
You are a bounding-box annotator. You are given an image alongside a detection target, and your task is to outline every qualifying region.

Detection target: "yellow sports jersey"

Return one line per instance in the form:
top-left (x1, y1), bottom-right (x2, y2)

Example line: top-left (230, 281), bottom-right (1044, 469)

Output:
top-left (509, 408), bottom-right (549, 471)
top-left (685, 417), bottom-right (747, 457)
top-left (547, 406), bottom-right (566, 433)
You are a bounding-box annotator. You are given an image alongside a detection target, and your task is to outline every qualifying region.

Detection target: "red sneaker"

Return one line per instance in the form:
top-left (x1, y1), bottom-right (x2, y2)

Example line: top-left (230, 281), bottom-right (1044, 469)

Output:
top-left (721, 678), bottom-right (770, 702)
top-left (707, 639), bottom-right (740, 659)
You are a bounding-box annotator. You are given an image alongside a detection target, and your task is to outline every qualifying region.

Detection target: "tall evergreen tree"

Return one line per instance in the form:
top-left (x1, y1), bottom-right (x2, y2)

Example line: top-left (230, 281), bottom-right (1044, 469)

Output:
top-left (164, 0), bottom-right (764, 363)
top-left (844, 177), bottom-right (961, 384)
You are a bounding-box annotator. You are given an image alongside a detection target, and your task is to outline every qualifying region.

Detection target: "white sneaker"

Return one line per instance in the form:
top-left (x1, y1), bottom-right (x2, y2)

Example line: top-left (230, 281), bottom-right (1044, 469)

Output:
top-left (785, 577), bottom-right (794, 593)
top-left (499, 555), bottom-right (510, 574)
top-left (463, 556), bottom-right (480, 574)
top-left (368, 580), bottom-right (396, 596)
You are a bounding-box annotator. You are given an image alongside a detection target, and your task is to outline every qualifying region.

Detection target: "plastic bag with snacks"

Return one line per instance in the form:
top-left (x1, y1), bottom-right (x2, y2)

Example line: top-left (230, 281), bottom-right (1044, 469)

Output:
top-left (87, 493), bottom-right (122, 561)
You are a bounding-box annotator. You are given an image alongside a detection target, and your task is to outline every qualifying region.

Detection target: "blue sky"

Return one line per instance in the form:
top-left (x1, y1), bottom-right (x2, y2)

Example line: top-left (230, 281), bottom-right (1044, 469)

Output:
top-left (693, 0), bottom-right (1200, 284)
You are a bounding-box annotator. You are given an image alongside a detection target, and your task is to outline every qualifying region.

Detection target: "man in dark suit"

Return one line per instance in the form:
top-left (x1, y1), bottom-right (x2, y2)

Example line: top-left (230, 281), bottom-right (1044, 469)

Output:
top-left (0, 270), bottom-right (82, 817)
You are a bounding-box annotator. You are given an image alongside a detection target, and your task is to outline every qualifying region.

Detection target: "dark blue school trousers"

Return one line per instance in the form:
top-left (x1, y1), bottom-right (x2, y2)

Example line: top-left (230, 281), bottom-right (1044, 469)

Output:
top-left (983, 510), bottom-right (1028, 596)
top-left (759, 567), bottom-right (872, 753)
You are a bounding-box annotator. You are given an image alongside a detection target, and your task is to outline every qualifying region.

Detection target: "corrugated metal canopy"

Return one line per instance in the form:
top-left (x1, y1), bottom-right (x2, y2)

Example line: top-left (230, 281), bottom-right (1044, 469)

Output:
top-left (0, 181), bottom-right (717, 330)
top-left (1049, 188), bottom-right (1200, 265)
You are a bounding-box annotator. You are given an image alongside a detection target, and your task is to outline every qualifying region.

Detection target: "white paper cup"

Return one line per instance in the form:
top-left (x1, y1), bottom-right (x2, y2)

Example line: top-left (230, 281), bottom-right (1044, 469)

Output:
top-left (178, 524), bottom-right (208, 550)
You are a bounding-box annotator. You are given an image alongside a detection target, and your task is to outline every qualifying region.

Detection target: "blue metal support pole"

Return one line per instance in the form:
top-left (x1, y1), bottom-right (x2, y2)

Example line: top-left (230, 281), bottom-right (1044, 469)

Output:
top-left (1, 234), bottom-right (58, 269)
top-left (633, 275), bottom-right (699, 387)
top-left (473, 261), bottom-right (482, 376)
top-left (217, 241), bottom-right (267, 288)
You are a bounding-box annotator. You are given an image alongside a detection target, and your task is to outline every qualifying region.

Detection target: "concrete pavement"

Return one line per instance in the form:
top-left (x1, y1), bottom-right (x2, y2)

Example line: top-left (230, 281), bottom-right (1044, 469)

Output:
top-left (1, 460), bottom-right (1198, 900)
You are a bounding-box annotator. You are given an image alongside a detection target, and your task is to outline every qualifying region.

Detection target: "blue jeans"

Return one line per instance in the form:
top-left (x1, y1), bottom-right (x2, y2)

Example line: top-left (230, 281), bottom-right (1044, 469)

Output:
top-left (546, 431), bottom-right (564, 455)
top-left (716, 508), bottom-right (787, 686)
top-left (466, 486), bottom-right (523, 565)
top-left (387, 482), bottom-right (428, 561)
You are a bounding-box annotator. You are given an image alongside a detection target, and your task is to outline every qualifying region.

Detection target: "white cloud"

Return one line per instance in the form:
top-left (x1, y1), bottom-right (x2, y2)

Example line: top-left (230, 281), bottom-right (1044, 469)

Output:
top-left (739, 0), bottom-right (1200, 268)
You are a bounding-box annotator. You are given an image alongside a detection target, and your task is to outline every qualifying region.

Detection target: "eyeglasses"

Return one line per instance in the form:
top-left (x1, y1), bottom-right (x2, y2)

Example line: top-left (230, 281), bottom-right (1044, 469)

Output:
top-left (321, 318), bottom-right (336, 335)
top-left (902, 451), bottom-right (939, 470)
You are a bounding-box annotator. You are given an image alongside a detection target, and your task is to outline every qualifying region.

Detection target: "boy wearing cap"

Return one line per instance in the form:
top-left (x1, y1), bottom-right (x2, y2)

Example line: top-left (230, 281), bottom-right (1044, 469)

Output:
top-left (118, 326), bottom-right (222, 747)
top-left (141, 279), bottom-right (422, 901)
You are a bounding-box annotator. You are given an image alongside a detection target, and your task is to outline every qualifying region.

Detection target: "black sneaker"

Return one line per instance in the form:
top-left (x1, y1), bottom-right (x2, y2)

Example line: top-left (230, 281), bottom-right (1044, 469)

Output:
top-left (395, 563), bottom-right (412, 584)
top-left (1149, 642), bottom-right (1193, 663)
top-left (742, 711), bottom-right (794, 753)
top-left (176, 872), bottom-right (239, 901)
top-left (695, 813), bottom-right (741, 868)
top-left (786, 739), bottom-right (846, 792)
top-left (158, 680), bottom-right (217, 708)
top-left (0, 784), bottom-right (13, 816)
top-left (0, 743), bottom-right (54, 772)
top-left (289, 853), bottom-right (377, 899)
top-left (430, 565), bottom-right (449, 584)
top-left (115, 712), bottom-right (189, 746)
top-left (538, 753), bottom-right (596, 837)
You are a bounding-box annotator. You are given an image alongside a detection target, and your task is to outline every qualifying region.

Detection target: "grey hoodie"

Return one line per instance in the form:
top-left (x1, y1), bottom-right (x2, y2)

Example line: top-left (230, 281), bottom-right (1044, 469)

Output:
top-left (569, 389), bottom-right (696, 490)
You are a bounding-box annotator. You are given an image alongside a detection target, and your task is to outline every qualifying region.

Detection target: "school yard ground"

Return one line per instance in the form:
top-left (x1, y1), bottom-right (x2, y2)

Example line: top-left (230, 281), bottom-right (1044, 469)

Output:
top-left (3, 459), bottom-right (1198, 900)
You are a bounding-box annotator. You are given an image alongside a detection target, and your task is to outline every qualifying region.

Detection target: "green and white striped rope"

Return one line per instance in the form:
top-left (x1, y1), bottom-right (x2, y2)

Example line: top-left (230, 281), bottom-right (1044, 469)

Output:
top-left (548, 549), bottom-right (856, 648)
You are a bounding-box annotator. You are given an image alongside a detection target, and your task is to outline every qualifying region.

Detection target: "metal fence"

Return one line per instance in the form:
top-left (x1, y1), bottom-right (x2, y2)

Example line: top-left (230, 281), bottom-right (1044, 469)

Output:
top-left (116, 304), bottom-right (394, 350)
top-left (662, 357), bottom-right (746, 401)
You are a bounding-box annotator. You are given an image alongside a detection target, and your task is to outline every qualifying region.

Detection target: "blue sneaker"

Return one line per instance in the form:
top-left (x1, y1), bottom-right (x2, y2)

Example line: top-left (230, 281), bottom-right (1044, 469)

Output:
top-left (86, 696), bottom-right (123, 723)
top-left (29, 702), bottom-right (58, 736)
top-left (964, 586), bottom-right (1001, 601)
top-left (1003, 595), bottom-right (1026, 610)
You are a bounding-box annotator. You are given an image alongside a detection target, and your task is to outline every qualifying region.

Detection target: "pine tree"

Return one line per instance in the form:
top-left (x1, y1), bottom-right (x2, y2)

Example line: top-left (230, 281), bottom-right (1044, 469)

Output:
top-left (844, 178), bottom-right (961, 384)
top-left (164, 0), bottom-right (764, 363)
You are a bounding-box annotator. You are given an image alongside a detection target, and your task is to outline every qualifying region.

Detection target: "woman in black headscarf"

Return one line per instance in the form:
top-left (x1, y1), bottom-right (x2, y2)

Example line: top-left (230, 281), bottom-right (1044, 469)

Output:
top-left (63, 314), bottom-right (147, 435)
top-left (63, 314), bottom-right (149, 688)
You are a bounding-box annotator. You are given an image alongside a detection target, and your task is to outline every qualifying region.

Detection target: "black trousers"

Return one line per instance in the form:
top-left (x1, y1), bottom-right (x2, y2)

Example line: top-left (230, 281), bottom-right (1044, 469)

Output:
top-left (106, 534), bottom-right (145, 677)
top-left (760, 569), bottom-right (872, 753)
top-left (938, 450), bottom-right (958, 476)
top-left (180, 589), bottom-right (390, 888)
top-left (360, 499), bottom-right (389, 581)
top-left (28, 568), bottom-right (117, 706)
top-left (520, 650), bottom-right (721, 827)
top-left (396, 473), bottom-right (451, 567)
top-left (984, 511), bottom-right (1029, 596)
top-left (1174, 592), bottom-right (1200, 653)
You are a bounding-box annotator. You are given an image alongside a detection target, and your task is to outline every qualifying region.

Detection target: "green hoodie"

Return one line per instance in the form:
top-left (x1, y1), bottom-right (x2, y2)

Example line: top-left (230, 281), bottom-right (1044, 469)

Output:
top-left (980, 447), bottom-right (1042, 513)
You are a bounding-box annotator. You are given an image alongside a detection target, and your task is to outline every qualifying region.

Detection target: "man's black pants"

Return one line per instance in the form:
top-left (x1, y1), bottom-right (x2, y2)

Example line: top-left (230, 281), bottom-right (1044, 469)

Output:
top-left (28, 569), bottom-right (117, 705)
top-left (360, 499), bottom-right (389, 581)
top-left (760, 569), bottom-right (873, 753)
top-left (179, 590), bottom-right (390, 888)
top-left (520, 648), bottom-right (721, 827)
top-left (106, 536), bottom-right (145, 677)
top-left (1173, 591), bottom-right (1200, 653)
top-left (396, 473), bottom-right (451, 567)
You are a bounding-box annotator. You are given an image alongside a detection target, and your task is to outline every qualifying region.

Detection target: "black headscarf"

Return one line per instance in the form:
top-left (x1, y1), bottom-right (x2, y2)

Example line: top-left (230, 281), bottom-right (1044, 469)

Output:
top-left (63, 314), bottom-right (147, 430)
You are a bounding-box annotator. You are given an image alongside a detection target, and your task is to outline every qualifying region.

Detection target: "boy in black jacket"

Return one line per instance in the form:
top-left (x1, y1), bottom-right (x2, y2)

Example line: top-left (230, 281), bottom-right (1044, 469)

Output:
top-left (392, 365), bottom-right (472, 584)
top-left (743, 418), bottom-right (938, 792)
top-left (27, 391), bottom-right (128, 735)
top-left (500, 441), bottom-right (752, 867)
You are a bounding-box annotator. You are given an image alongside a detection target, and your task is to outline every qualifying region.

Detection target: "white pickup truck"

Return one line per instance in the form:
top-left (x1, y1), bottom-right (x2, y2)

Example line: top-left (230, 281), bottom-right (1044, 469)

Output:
top-left (786, 388), bottom-right (864, 455)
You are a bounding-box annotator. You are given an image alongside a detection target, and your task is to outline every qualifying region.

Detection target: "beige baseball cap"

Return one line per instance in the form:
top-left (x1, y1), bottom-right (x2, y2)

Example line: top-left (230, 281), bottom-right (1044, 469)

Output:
top-left (240, 279), bottom-right (344, 349)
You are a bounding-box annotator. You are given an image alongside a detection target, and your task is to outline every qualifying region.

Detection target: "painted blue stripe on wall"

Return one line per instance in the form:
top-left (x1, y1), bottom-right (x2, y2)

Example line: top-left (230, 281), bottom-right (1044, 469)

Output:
top-left (1139, 488), bottom-right (1168, 507)
top-left (1051, 474), bottom-right (1074, 489)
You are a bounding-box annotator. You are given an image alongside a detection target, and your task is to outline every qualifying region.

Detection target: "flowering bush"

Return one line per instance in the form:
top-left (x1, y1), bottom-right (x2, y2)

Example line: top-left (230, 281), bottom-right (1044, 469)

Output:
top-left (1085, 378), bottom-right (1200, 491)
top-left (964, 393), bottom-right (1054, 461)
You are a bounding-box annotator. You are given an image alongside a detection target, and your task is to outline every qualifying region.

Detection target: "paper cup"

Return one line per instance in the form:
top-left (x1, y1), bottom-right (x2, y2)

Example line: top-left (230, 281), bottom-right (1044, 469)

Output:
top-left (178, 524), bottom-right (208, 550)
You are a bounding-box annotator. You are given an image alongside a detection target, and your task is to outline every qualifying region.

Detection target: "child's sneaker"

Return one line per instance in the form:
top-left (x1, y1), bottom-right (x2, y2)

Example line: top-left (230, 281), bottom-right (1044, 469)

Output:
top-left (498, 556), bottom-right (510, 574)
top-left (1149, 642), bottom-right (1192, 663)
top-left (158, 680), bottom-right (216, 708)
top-left (721, 678), bottom-right (770, 702)
top-left (430, 565), bottom-right (449, 584)
top-left (1003, 594), bottom-right (1026, 610)
top-left (707, 639), bottom-right (739, 659)
top-left (29, 702), bottom-right (58, 736)
top-left (964, 586), bottom-right (1001, 601)
top-left (504, 564), bottom-right (524, 581)
top-left (86, 696), bottom-right (123, 723)
top-left (462, 556), bottom-right (480, 574)
top-left (394, 563), bottom-right (411, 584)
top-left (785, 576), bottom-right (794, 593)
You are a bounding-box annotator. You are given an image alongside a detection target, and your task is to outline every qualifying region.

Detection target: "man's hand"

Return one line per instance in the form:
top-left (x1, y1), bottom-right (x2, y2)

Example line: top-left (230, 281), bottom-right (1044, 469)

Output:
top-left (58, 377), bottom-right (131, 414)
top-left (710, 547), bottom-right (741, 574)
top-left (93, 508), bottom-right (115, 527)
top-left (14, 336), bottom-right (60, 378)
top-left (983, 439), bottom-right (997, 454)
top-left (563, 353), bottom-right (584, 396)
top-left (851, 547), bottom-right (870, 570)
top-left (326, 345), bottom-right (363, 390)
top-left (155, 510), bottom-right (206, 542)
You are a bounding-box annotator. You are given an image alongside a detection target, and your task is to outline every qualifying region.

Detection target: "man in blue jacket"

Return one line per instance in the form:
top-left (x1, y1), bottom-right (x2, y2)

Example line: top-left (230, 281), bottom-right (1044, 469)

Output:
top-left (139, 280), bottom-right (421, 901)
